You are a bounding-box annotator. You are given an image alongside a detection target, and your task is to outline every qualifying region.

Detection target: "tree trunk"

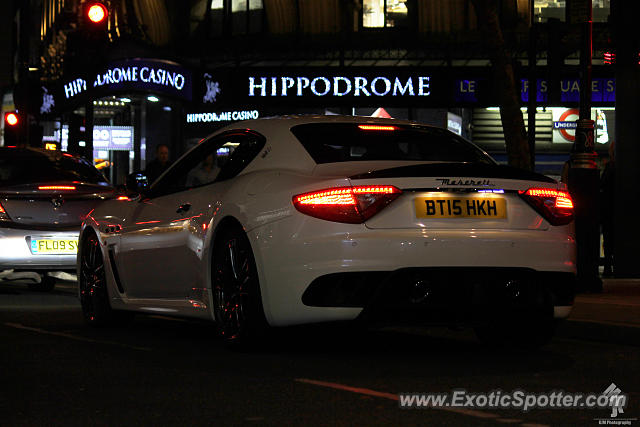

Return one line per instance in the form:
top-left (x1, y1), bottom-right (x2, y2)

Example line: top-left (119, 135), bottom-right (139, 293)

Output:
top-left (471, 0), bottom-right (531, 171)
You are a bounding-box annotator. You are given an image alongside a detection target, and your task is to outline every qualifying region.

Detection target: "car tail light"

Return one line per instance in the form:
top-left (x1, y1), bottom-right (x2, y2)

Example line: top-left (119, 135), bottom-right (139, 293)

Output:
top-left (293, 185), bottom-right (402, 223)
top-left (358, 125), bottom-right (397, 131)
top-left (519, 188), bottom-right (574, 226)
top-left (0, 201), bottom-right (10, 221)
top-left (38, 185), bottom-right (76, 191)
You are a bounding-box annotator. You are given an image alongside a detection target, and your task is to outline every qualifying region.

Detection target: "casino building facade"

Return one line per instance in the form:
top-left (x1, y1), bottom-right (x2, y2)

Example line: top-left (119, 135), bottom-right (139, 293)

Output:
top-left (1, 0), bottom-right (614, 184)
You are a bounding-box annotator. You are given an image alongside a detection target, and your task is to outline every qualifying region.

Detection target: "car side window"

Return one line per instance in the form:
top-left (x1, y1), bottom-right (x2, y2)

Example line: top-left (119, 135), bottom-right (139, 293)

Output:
top-left (215, 132), bottom-right (266, 182)
top-left (148, 130), bottom-right (265, 197)
top-left (150, 138), bottom-right (225, 197)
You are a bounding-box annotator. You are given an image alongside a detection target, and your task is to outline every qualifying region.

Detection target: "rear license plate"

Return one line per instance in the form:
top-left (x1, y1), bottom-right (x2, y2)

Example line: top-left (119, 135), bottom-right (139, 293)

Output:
top-left (414, 196), bottom-right (507, 219)
top-left (30, 239), bottom-right (78, 255)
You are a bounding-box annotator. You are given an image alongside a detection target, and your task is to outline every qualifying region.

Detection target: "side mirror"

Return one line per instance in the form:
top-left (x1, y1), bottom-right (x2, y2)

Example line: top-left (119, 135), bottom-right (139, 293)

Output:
top-left (125, 172), bottom-right (149, 195)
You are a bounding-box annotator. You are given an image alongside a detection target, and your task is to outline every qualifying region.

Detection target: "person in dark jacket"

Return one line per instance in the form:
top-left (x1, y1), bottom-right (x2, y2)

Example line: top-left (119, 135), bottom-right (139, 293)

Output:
top-left (145, 144), bottom-right (171, 184)
top-left (600, 141), bottom-right (615, 277)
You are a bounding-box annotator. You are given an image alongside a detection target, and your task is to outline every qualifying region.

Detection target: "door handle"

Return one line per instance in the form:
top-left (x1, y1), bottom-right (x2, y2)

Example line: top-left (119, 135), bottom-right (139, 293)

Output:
top-left (176, 203), bottom-right (191, 213)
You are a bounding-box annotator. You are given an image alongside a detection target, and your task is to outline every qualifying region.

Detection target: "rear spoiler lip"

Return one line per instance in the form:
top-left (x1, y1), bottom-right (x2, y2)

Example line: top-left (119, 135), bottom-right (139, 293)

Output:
top-left (349, 162), bottom-right (556, 184)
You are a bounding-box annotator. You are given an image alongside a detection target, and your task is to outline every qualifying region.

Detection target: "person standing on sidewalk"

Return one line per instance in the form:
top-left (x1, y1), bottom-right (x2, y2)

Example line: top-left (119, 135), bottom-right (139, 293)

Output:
top-left (600, 141), bottom-right (616, 277)
top-left (145, 144), bottom-right (172, 184)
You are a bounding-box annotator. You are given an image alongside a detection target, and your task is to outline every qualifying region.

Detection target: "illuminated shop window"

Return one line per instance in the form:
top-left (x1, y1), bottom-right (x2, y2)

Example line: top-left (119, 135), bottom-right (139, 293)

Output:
top-left (363, 0), bottom-right (408, 28)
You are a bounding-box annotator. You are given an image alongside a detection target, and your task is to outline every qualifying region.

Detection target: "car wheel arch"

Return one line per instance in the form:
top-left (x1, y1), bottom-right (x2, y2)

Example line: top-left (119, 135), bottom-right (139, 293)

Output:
top-left (76, 225), bottom-right (98, 291)
top-left (208, 216), bottom-right (247, 285)
top-left (77, 224), bottom-right (115, 297)
top-left (207, 216), bottom-right (274, 326)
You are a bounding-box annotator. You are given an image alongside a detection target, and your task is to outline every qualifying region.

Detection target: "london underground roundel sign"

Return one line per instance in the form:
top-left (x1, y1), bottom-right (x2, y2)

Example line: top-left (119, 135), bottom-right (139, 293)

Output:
top-left (554, 108), bottom-right (580, 142)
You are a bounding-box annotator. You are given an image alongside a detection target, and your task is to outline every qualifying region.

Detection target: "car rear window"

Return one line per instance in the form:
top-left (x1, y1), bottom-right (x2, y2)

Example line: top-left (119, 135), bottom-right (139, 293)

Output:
top-left (290, 123), bottom-right (495, 165)
top-left (0, 149), bottom-right (109, 185)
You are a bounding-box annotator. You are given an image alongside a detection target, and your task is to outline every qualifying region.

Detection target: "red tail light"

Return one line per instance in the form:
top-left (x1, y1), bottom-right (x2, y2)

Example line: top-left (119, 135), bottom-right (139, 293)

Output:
top-left (0, 201), bottom-right (9, 221)
top-left (519, 188), bottom-right (574, 226)
top-left (38, 186), bottom-right (76, 191)
top-left (358, 125), bottom-right (397, 131)
top-left (293, 185), bottom-right (402, 223)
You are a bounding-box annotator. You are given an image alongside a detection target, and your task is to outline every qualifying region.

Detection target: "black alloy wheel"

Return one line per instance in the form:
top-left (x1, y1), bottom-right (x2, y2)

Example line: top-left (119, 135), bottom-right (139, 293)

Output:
top-left (79, 231), bottom-right (131, 326)
top-left (212, 227), bottom-right (268, 344)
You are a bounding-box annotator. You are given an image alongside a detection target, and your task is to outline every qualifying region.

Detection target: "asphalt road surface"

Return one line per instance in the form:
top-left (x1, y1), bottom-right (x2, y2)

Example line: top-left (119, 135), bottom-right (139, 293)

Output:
top-left (1, 278), bottom-right (638, 426)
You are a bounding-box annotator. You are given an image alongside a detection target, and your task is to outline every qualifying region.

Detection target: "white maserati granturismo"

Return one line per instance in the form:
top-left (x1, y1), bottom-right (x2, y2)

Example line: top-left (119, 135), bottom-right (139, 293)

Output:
top-left (78, 115), bottom-right (576, 346)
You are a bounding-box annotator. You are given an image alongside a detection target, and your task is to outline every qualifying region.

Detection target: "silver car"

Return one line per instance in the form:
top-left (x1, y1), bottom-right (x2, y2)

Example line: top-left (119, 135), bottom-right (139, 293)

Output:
top-left (0, 147), bottom-right (116, 291)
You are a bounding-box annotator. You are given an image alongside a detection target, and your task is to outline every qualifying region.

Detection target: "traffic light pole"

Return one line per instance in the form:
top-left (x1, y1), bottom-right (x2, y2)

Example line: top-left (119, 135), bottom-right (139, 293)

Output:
top-left (85, 101), bottom-right (94, 162)
top-left (568, 1), bottom-right (602, 292)
top-left (527, 1), bottom-right (536, 170)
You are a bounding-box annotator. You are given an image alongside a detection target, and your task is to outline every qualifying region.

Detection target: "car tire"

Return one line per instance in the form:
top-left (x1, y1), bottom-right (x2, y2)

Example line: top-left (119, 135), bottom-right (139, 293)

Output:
top-left (79, 231), bottom-right (133, 327)
top-left (212, 225), bottom-right (268, 346)
top-left (28, 275), bottom-right (56, 292)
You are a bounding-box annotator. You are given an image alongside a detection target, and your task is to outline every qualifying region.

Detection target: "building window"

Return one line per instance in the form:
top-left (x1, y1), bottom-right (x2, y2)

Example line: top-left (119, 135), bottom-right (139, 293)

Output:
top-left (363, 0), bottom-right (409, 28)
top-left (533, 0), bottom-right (565, 23)
top-left (231, 0), bottom-right (263, 12)
top-left (210, 0), bottom-right (263, 35)
top-left (232, 0), bottom-right (264, 34)
top-left (592, 0), bottom-right (610, 22)
top-left (209, 0), bottom-right (224, 37)
top-left (533, 0), bottom-right (609, 23)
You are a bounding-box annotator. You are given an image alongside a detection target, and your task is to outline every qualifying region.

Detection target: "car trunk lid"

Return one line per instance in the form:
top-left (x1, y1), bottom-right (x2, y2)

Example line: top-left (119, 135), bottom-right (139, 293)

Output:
top-left (344, 163), bottom-right (561, 231)
top-left (0, 182), bottom-right (114, 227)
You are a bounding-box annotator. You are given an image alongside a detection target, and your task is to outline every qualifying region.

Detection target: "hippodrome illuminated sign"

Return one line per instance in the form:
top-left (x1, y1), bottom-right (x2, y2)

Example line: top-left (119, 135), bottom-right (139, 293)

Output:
top-left (62, 59), bottom-right (191, 100)
top-left (64, 66), bottom-right (186, 99)
top-left (186, 110), bottom-right (260, 123)
top-left (248, 76), bottom-right (431, 97)
top-left (94, 66), bottom-right (185, 90)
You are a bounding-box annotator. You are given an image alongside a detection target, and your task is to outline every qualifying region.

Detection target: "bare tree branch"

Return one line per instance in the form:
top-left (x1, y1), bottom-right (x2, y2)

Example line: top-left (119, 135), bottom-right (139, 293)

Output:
top-left (471, 0), bottom-right (531, 171)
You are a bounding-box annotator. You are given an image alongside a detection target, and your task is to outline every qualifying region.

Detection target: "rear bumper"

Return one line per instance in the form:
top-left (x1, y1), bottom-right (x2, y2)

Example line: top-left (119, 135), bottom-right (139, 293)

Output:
top-left (302, 268), bottom-right (576, 324)
top-left (0, 227), bottom-right (79, 270)
top-left (250, 218), bottom-right (576, 327)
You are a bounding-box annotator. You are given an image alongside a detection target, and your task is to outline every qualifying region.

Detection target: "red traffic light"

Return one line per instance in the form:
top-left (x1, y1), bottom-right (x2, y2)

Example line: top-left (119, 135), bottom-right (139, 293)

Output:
top-left (4, 112), bottom-right (19, 127)
top-left (86, 2), bottom-right (108, 24)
